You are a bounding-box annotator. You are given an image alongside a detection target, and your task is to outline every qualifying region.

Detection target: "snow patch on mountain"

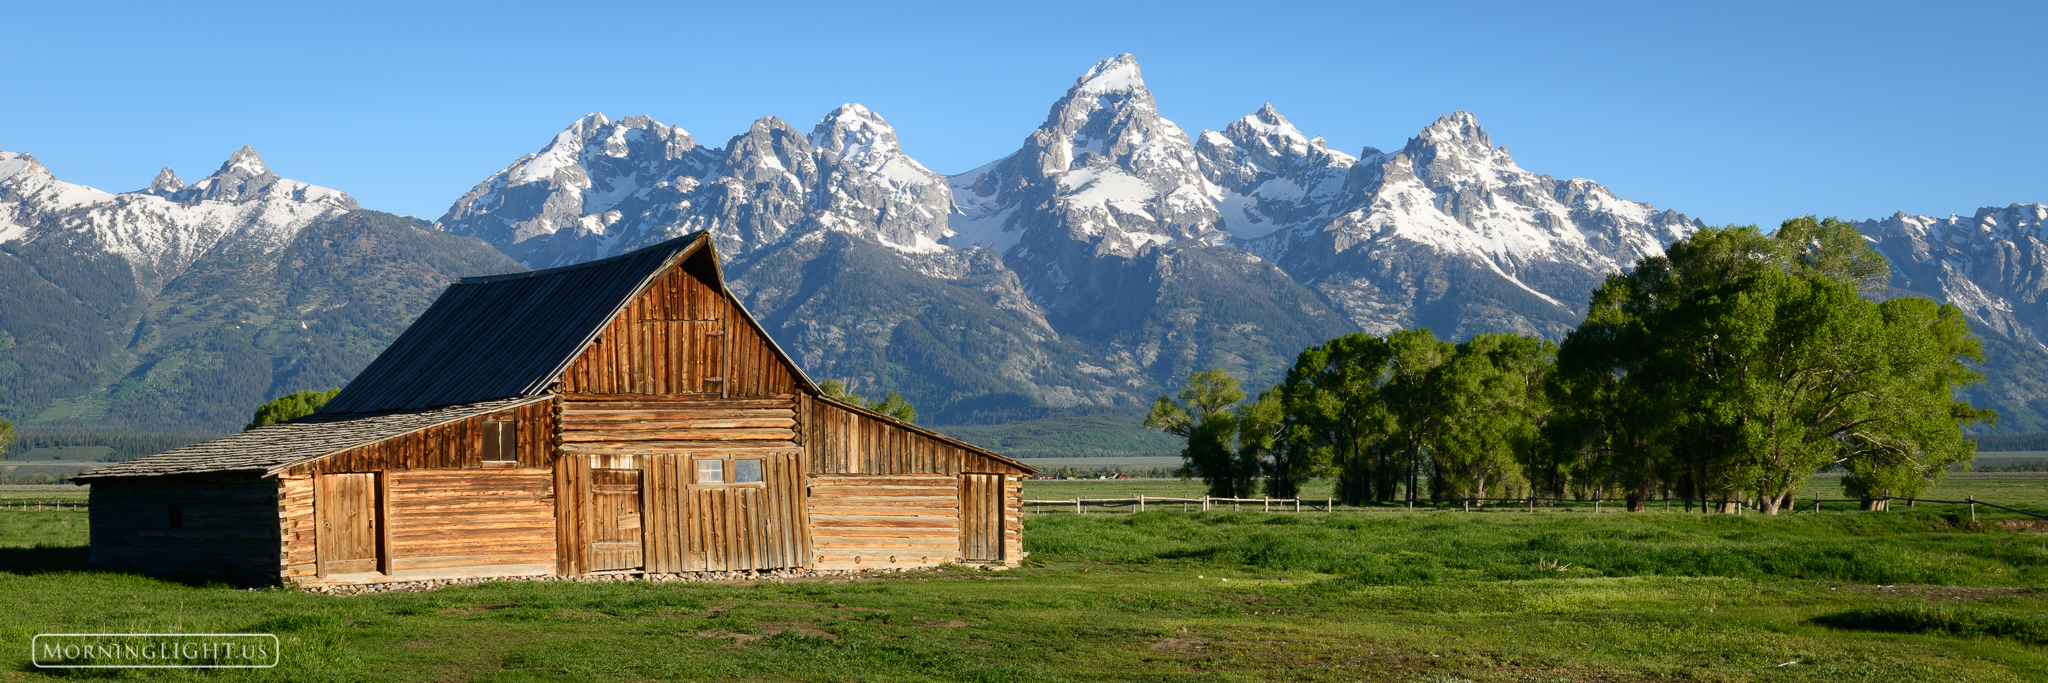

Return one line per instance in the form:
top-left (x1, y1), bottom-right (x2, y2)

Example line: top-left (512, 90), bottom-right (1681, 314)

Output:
top-left (1, 149), bottom-right (357, 294)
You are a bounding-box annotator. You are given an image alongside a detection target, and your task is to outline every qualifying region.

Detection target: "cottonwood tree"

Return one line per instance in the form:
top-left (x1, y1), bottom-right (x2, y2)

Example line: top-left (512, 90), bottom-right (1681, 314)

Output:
top-left (820, 379), bottom-right (917, 423)
top-left (1278, 334), bottom-right (1394, 505)
top-left (245, 388), bottom-right (341, 431)
top-left (1385, 329), bottom-right (1455, 504)
top-left (1145, 370), bottom-right (1260, 498)
top-left (1555, 218), bottom-right (1993, 513)
top-left (1431, 333), bottom-right (1553, 509)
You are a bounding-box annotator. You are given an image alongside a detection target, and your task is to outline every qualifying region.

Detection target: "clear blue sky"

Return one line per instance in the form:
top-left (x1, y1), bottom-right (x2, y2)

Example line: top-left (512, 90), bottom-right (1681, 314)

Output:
top-left (5, 1), bottom-right (2042, 227)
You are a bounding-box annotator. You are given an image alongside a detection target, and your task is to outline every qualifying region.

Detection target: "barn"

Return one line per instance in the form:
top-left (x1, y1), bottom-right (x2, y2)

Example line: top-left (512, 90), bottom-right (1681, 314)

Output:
top-left (72, 233), bottom-right (1032, 586)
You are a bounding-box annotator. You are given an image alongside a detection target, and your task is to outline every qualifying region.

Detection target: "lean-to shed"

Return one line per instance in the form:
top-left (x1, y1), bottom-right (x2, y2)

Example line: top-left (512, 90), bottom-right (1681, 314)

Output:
top-left (74, 234), bottom-right (1033, 586)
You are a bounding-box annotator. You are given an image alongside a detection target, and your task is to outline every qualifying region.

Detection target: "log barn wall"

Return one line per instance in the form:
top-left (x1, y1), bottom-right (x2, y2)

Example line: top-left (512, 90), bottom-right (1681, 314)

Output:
top-left (279, 400), bottom-right (556, 583)
top-left (805, 396), bottom-right (1027, 568)
top-left (88, 478), bottom-right (279, 580)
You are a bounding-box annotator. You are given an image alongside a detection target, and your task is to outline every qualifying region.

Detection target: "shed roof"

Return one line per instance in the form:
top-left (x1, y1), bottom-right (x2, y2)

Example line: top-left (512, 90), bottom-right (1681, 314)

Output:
top-left (320, 233), bottom-right (707, 414)
top-left (71, 397), bottom-right (547, 482)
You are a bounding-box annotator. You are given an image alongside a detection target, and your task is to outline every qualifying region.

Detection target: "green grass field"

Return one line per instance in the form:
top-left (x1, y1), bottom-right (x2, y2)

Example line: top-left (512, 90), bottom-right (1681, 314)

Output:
top-left (6, 496), bottom-right (2048, 681)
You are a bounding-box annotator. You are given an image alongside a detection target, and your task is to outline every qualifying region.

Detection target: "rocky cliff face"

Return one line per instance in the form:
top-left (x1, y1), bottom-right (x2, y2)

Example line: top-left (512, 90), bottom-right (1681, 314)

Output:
top-left (1860, 204), bottom-right (2048, 431)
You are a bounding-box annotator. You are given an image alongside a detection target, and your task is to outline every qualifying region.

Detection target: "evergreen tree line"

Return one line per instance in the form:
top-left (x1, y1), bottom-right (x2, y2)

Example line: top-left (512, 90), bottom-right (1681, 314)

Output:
top-left (1149, 218), bottom-right (1995, 514)
top-left (6, 430), bottom-right (212, 462)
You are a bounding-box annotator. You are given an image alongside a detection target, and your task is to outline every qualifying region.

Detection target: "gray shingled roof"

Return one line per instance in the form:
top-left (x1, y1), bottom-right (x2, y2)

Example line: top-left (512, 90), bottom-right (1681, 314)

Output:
top-left (71, 397), bottom-right (547, 482)
top-left (320, 233), bottom-right (706, 414)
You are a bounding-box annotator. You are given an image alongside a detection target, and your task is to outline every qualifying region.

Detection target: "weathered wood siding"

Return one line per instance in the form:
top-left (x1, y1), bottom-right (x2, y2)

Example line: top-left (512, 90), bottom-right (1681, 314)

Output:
top-left (805, 397), bottom-right (1025, 476)
top-left (280, 401), bottom-right (552, 476)
top-left (807, 474), bottom-right (962, 569)
top-left (387, 468), bottom-right (555, 573)
top-left (557, 255), bottom-right (796, 398)
top-left (556, 450), bottom-right (808, 575)
top-left (279, 400), bottom-right (556, 582)
top-left (88, 478), bottom-right (279, 580)
top-left (804, 396), bottom-right (1026, 566)
top-left (559, 396), bottom-right (799, 454)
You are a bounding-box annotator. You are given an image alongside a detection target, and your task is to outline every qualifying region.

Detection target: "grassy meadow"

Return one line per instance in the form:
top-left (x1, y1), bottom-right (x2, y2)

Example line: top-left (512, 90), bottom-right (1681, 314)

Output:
top-left (7, 484), bottom-right (2048, 681)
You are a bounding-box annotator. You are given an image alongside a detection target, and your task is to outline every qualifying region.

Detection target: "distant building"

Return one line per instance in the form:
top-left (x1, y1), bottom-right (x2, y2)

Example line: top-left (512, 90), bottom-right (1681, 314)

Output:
top-left (75, 234), bottom-right (1030, 586)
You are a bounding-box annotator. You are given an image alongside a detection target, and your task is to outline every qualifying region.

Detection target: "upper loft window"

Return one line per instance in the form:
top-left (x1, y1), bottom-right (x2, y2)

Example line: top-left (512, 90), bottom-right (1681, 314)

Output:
top-left (482, 419), bottom-right (518, 463)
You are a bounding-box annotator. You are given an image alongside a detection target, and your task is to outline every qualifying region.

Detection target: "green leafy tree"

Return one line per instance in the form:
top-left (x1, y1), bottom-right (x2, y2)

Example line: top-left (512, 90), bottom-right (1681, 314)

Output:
top-left (1557, 218), bottom-right (1992, 514)
top-left (1384, 329), bottom-right (1455, 504)
top-left (1279, 334), bottom-right (1395, 505)
top-left (0, 418), bottom-right (15, 460)
top-left (1233, 390), bottom-right (1299, 498)
top-left (245, 388), bottom-right (341, 431)
top-left (820, 379), bottom-right (917, 423)
top-left (867, 392), bottom-right (918, 423)
top-left (1145, 370), bottom-right (1258, 498)
top-left (1431, 333), bottom-right (1553, 509)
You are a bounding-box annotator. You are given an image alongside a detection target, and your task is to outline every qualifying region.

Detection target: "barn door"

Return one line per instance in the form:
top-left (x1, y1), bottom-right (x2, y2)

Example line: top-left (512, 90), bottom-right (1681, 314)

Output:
top-left (317, 472), bottom-right (382, 576)
top-left (683, 451), bottom-right (804, 572)
top-left (960, 473), bottom-right (1004, 563)
top-left (589, 468), bottom-right (645, 571)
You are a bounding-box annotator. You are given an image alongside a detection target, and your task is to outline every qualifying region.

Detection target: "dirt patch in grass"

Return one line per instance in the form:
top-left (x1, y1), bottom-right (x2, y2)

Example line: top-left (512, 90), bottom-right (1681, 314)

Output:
top-left (1997, 520), bottom-right (2048, 532)
top-left (1839, 584), bottom-right (2034, 601)
top-left (696, 622), bottom-right (839, 645)
top-left (1150, 637), bottom-right (1210, 654)
top-left (394, 640), bottom-right (439, 648)
top-left (706, 600), bottom-right (825, 614)
top-left (439, 603), bottom-right (513, 615)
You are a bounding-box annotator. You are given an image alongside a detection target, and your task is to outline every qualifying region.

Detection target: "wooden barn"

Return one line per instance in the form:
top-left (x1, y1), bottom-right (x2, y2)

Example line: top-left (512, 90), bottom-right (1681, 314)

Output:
top-left (73, 233), bottom-right (1033, 586)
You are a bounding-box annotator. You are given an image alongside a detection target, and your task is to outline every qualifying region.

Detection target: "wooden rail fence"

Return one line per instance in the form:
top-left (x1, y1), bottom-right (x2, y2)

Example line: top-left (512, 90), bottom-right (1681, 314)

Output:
top-left (4, 501), bottom-right (87, 511)
top-left (1024, 494), bottom-right (2048, 520)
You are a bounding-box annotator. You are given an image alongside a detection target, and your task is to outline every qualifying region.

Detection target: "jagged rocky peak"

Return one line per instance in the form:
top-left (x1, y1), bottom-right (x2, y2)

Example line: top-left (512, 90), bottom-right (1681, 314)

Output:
top-left (949, 53), bottom-right (1217, 256)
top-left (806, 104), bottom-right (951, 252)
top-left (144, 167), bottom-right (184, 195)
top-left (160, 146), bottom-right (355, 208)
top-left (1217, 104), bottom-right (1355, 171)
top-left (1196, 103), bottom-right (1359, 240)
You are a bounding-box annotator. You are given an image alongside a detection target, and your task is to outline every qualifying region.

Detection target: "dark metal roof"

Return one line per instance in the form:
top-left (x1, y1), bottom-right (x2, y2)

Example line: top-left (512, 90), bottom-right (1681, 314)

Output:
top-left (321, 233), bottom-right (707, 414)
top-left (71, 397), bottom-right (547, 481)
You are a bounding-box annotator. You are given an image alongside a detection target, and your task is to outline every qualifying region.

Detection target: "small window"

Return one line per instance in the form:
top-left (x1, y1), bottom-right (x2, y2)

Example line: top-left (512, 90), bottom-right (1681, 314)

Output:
top-left (696, 458), bottom-right (724, 484)
top-left (167, 504), bottom-right (184, 529)
top-left (734, 459), bottom-right (763, 483)
top-left (483, 420), bottom-right (518, 462)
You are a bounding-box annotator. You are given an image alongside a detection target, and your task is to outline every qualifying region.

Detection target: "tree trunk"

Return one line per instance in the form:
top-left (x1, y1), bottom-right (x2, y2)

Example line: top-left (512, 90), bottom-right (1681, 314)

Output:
top-left (1626, 494), bottom-right (1645, 513)
top-left (1759, 495), bottom-right (1782, 515)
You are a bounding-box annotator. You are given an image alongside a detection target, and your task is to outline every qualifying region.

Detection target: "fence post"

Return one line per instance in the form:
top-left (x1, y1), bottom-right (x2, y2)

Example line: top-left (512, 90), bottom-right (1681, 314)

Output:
top-left (1203, 496), bottom-right (1210, 511)
top-left (1594, 495), bottom-right (1600, 514)
top-left (1076, 498), bottom-right (1083, 515)
top-left (1970, 495), bottom-right (1977, 522)
top-left (1528, 494), bottom-right (1535, 513)
top-left (1326, 497), bottom-right (1332, 513)
top-left (1263, 498), bottom-right (1270, 513)
top-left (1138, 495), bottom-right (1145, 513)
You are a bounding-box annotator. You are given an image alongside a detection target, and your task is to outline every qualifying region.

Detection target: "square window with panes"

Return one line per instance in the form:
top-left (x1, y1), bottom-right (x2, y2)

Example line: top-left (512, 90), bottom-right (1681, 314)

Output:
top-left (482, 419), bottom-right (518, 463)
top-left (694, 457), bottom-right (765, 485)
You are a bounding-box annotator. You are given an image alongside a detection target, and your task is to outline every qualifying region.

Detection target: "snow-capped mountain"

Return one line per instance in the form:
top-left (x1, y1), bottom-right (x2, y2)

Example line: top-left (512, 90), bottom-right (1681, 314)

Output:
top-left (2, 148), bottom-right (358, 295)
top-left (438, 107), bottom-right (955, 268)
top-left (1863, 204), bottom-right (2048, 347)
top-left (1237, 111), bottom-right (1701, 338)
top-left (1196, 103), bottom-right (1358, 241)
top-left (0, 147), bottom-right (515, 432)
top-left (429, 54), bottom-right (1699, 420)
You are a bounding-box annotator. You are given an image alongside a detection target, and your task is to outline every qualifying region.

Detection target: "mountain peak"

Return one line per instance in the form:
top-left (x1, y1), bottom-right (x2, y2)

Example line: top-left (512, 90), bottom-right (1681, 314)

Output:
top-left (145, 167), bottom-right (184, 195)
top-left (1415, 111), bottom-right (1493, 149)
top-left (1071, 54), bottom-right (1145, 97)
top-left (216, 145), bottom-right (270, 178)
